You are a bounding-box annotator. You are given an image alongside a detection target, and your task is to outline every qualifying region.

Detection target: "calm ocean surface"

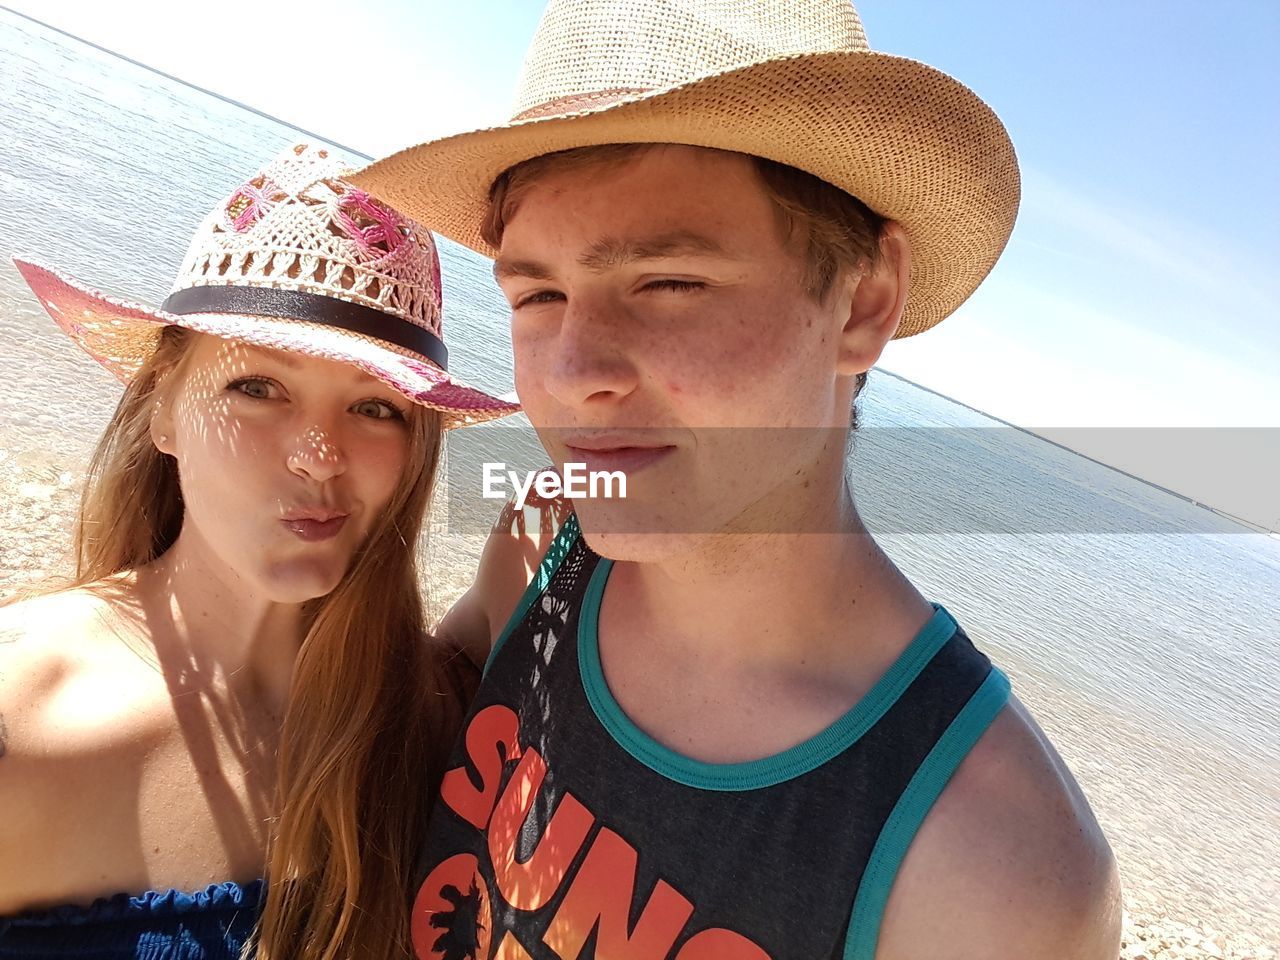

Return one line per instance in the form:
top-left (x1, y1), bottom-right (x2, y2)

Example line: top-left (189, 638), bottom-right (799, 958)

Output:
top-left (2, 9), bottom-right (1277, 936)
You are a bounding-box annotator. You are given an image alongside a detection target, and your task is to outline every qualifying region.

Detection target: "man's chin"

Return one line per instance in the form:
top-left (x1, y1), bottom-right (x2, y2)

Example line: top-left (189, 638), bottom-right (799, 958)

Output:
top-left (578, 528), bottom-right (704, 564)
top-left (573, 500), bottom-right (735, 564)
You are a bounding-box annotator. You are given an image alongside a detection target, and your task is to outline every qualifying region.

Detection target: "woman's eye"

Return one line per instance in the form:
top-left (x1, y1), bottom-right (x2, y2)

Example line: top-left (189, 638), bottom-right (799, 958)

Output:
top-left (353, 398), bottom-right (404, 421)
top-left (645, 279), bottom-right (706, 293)
top-left (229, 378), bottom-right (279, 400)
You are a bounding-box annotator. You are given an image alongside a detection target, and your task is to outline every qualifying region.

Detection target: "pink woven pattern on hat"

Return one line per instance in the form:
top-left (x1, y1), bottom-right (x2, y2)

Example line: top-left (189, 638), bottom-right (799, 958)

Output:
top-left (171, 143), bottom-right (445, 343)
top-left (14, 141), bottom-right (523, 429)
top-left (335, 188), bottom-right (406, 258)
top-left (224, 177), bottom-right (288, 232)
top-left (15, 255), bottom-right (522, 428)
top-left (361, 356), bottom-right (518, 415)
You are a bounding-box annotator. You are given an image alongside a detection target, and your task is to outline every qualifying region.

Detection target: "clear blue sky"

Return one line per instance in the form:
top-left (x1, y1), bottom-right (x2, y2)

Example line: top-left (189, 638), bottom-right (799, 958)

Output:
top-left (9, 0), bottom-right (1280, 522)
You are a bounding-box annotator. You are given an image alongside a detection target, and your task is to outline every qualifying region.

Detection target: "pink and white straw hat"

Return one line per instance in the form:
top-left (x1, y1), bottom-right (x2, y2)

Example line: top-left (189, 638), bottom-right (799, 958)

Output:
top-left (14, 143), bottom-right (520, 428)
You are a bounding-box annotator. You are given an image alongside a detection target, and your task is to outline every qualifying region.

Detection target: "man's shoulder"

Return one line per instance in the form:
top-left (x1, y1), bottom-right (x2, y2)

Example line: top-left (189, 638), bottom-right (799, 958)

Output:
top-left (877, 694), bottom-right (1122, 959)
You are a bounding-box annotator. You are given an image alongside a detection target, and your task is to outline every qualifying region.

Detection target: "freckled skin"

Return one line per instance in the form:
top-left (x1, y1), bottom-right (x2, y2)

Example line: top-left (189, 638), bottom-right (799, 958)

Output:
top-left (497, 147), bottom-right (863, 558)
top-left (479, 145), bottom-right (1121, 959)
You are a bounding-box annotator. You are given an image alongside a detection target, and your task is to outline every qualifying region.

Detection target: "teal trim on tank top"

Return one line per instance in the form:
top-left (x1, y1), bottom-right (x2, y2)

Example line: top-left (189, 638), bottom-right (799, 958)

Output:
top-left (843, 667), bottom-right (1011, 960)
top-left (483, 513), bottom-right (581, 676)
top-left (578, 556), bottom-right (964, 792)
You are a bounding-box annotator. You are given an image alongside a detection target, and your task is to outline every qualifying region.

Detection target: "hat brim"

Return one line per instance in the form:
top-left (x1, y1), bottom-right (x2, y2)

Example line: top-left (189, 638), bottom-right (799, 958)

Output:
top-left (352, 49), bottom-right (1020, 338)
top-left (14, 258), bottom-right (521, 429)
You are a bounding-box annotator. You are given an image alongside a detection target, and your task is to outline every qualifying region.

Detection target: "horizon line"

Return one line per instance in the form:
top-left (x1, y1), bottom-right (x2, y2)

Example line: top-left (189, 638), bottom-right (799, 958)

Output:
top-left (0, 4), bottom-right (375, 163)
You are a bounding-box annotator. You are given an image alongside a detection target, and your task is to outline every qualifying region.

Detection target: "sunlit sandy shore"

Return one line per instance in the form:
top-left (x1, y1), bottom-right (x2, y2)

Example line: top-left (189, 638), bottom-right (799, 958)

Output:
top-left (1120, 900), bottom-right (1275, 960)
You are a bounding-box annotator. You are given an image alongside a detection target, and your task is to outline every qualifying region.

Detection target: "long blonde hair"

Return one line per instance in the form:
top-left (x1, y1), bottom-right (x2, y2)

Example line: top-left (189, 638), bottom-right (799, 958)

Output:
top-left (71, 325), bottom-right (467, 959)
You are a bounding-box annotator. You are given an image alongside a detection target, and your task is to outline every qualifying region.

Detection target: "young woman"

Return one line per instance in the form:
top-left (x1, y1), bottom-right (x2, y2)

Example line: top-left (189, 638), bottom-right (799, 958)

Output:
top-left (0, 143), bottom-right (518, 959)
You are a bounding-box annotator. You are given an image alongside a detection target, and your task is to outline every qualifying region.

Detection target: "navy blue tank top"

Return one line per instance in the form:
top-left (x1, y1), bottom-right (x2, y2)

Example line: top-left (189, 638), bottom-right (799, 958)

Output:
top-left (0, 880), bottom-right (263, 959)
top-left (411, 517), bottom-right (1009, 959)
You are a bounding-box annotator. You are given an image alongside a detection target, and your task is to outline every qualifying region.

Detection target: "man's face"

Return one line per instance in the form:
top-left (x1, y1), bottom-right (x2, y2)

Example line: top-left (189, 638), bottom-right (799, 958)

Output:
top-left (494, 145), bottom-right (868, 559)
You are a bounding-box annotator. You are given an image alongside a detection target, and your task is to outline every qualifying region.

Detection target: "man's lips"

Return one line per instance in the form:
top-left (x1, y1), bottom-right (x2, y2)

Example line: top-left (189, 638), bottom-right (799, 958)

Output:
top-left (563, 444), bottom-right (676, 476)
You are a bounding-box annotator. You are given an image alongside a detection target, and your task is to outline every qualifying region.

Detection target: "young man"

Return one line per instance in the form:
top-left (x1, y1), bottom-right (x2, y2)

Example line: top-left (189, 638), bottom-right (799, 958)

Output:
top-left (357, 2), bottom-right (1122, 958)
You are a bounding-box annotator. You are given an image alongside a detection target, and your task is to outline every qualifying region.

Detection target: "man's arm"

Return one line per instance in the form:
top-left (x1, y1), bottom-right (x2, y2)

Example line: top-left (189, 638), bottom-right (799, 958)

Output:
top-left (435, 493), bottom-right (572, 668)
top-left (878, 696), bottom-right (1122, 959)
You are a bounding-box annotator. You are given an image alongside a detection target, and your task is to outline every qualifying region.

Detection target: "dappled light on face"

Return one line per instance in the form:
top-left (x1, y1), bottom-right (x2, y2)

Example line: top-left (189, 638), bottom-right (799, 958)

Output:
top-left (90, 329), bottom-right (426, 873)
top-left (170, 336), bottom-right (254, 459)
top-left (287, 425), bottom-right (346, 484)
top-left (155, 332), bottom-right (414, 607)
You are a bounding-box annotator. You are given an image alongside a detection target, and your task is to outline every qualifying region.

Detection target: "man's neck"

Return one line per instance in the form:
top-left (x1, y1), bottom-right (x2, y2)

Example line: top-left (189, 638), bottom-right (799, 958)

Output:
top-left (593, 495), bottom-right (936, 764)
top-left (606, 497), bottom-right (932, 678)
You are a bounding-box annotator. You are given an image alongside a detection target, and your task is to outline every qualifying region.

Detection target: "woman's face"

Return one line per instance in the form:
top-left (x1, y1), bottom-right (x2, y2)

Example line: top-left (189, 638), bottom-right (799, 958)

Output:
top-left (153, 334), bottom-right (414, 603)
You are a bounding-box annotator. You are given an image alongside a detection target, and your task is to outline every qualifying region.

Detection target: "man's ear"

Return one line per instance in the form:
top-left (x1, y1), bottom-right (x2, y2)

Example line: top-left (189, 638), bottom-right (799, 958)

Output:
top-left (835, 221), bottom-right (911, 376)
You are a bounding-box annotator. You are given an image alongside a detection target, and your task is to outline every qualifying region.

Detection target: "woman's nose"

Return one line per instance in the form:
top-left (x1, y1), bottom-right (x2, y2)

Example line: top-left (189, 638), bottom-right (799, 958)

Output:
top-left (286, 424), bottom-right (347, 483)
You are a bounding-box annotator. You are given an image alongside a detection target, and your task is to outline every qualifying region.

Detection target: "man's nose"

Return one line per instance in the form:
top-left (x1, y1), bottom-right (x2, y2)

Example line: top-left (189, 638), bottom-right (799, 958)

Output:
top-left (541, 295), bottom-right (640, 408)
top-left (286, 424), bottom-right (347, 483)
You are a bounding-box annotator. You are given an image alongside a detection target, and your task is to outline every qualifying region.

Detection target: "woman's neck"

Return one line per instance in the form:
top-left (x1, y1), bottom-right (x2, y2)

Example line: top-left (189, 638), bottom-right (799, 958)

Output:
top-left (132, 532), bottom-right (306, 716)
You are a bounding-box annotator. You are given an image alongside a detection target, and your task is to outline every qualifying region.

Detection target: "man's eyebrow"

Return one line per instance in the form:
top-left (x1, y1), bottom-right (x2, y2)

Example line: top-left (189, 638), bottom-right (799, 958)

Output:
top-left (492, 230), bottom-right (728, 281)
top-left (493, 258), bottom-right (555, 281)
top-left (580, 231), bottom-right (726, 270)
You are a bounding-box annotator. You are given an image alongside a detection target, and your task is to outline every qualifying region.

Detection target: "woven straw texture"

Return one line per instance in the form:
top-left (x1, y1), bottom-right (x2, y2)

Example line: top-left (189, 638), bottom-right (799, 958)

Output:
top-left (174, 144), bottom-right (444, 338)
top-left (352, 0), bottom-right (1019, 338)
top-left (16, 144), bottom-right (519, 428)
top-left (515, 0), bottom-right (868, 117)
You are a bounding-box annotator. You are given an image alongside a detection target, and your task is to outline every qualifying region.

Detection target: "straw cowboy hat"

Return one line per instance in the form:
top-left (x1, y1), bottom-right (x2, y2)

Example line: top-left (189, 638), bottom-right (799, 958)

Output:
top-left (352, 0), bottom-right (1020, 339)
top-left (15, 143), bottom-right (520, 428)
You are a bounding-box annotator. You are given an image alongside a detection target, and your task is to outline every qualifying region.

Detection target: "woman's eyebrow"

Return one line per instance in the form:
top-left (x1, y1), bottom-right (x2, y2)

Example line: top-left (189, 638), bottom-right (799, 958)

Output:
top-left (234, 343), bottom-right (303, 368)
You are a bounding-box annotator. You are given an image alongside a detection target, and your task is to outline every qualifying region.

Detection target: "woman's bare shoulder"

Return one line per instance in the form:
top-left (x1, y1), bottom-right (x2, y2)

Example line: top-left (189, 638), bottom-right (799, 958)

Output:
top-left (0, 585), bottom-right (174, 912)
top-left (0, 582), bottom-right (162, 753)
top-left (0, 588), bottom-right (112, 688)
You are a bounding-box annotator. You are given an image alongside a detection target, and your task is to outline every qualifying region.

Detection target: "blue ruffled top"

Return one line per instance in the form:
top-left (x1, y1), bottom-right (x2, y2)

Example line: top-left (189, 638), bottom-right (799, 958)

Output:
top-left (0, 880), bottom-right (265, 959)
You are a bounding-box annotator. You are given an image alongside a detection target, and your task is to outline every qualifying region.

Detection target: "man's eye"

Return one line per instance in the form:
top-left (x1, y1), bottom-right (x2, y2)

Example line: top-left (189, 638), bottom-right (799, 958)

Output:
top-left (645, 279), bottom-right (706, 293)
top-left (228, 378), bottom-right (278, 400)
top-left (353, 398), bottom-right (405, 421)
top-left (515, 290), bottom-right (565, 308)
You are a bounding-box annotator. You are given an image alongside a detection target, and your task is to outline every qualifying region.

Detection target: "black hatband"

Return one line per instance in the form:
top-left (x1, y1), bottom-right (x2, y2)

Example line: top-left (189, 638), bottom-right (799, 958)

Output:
top-left (160, 285), bottom-right (448, 371)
